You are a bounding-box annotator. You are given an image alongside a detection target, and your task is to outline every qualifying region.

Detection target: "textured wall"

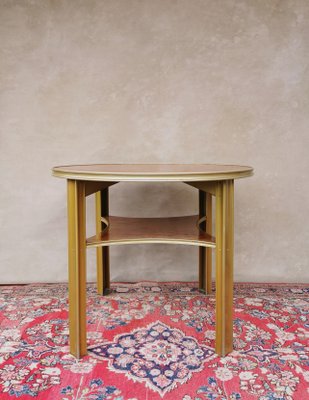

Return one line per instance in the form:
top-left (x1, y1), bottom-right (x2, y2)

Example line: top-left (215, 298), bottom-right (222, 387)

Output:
top-left (1, 0), bottom-right (308, 284)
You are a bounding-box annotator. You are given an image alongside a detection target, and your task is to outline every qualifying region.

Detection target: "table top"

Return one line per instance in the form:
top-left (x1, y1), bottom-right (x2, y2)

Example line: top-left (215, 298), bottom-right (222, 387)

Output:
top-left (52, 163), bottom-right (253, 182)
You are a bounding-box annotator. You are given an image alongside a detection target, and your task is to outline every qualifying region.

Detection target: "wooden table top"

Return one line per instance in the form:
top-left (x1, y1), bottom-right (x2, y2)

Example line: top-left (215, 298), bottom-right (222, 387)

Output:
top-left (52, 163), bottom-right (253, 182)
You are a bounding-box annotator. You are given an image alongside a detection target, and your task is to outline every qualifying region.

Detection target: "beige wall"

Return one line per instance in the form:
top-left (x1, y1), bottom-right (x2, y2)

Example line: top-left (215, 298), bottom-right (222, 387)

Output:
top-left (1, 0), bottom-right (308, 284)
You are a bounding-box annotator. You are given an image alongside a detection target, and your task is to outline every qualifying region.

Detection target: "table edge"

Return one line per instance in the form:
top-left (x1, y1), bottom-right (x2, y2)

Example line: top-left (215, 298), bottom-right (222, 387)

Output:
top-left (52, 165), bottom-right (254, 181)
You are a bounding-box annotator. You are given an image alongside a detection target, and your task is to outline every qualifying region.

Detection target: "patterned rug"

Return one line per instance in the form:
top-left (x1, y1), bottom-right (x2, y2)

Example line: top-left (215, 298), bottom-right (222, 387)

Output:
top-left (0, 282), bottom-right (308, 399)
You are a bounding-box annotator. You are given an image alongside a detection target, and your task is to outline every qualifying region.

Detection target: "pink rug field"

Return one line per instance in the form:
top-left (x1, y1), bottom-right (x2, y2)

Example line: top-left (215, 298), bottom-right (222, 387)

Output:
top-left (0, 282), bottom-right (308, 399)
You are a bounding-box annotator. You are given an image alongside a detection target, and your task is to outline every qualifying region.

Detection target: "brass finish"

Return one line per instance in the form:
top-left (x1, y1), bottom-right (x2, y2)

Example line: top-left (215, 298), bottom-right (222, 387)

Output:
top-left (100, 216), bottom-right (110, 231)
top-left (197, 215), bottom-right (207, 230)
top-left (215, 180), bottom-right (234, 356)
top-left (95, 188), bottom-right (110, 295)
top-left (199, 190), bottom-right (206, 292)
top-left (206, 192), bottom-right (213, 294)
top-left (198, 191), bottom-right (213, 294)
top-left (52, 163), bottom-right (254, 182)
top-left (67, 179), bottom-right (87, 358)
top-left (186, 181), bottom-right (217, 196)
top-left (85, 181), bottom-right (117, 197)
top-left (53, 164), bottom-right (252, 359)
top-left (87, 215), bottom-right (216, 248)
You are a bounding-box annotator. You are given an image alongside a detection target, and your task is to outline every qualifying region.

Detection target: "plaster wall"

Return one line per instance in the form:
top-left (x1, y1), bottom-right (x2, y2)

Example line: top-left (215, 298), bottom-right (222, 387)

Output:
top-left (1, 0), bottom-right (308, 283)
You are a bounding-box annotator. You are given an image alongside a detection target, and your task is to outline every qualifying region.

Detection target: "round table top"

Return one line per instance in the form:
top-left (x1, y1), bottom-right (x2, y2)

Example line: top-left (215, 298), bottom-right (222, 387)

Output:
top-left (52, 163), bottom-right (253, 182)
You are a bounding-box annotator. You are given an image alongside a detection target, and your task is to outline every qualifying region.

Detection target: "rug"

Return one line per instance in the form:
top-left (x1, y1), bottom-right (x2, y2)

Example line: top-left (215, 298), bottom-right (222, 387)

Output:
top-left (0, 282), bottom-right (308, 399)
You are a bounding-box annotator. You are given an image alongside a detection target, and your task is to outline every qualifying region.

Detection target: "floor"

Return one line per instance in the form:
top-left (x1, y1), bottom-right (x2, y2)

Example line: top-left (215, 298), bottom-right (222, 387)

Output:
top-left (0, 281), bottom-right (308, 399)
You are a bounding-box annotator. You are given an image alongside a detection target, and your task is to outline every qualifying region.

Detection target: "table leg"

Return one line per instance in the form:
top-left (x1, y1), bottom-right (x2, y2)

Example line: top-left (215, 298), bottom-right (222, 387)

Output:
top-left (95, 188), bottom-right (110, 295)
top-left (199, 191), bottom-right (212, 294)
top-left (215, 180), bottom-right (234, 356)
top-left (67, 179), bottom-right (87, 358)
top-left (206, 192), bottom-right (213, 292)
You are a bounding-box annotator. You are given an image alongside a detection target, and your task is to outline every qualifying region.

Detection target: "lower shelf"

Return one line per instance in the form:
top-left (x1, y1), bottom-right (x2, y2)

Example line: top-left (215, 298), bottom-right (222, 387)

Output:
top-left (86, 215), bottom-right (215, 248)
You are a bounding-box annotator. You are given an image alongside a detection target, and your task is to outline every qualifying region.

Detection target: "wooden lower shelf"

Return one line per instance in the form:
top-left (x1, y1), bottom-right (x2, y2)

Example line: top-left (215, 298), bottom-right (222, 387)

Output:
top-left (86, 215), bottom-right (215, 248)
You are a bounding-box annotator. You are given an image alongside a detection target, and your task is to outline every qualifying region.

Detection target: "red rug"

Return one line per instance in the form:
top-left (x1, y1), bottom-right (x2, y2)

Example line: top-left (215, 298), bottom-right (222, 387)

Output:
top-left (0, 282), bottom-right (308, 399)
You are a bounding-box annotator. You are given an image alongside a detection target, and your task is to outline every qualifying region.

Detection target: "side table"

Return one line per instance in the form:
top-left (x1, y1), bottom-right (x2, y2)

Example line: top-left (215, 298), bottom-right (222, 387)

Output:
top-left (52, 163), bottom-right (253, 358)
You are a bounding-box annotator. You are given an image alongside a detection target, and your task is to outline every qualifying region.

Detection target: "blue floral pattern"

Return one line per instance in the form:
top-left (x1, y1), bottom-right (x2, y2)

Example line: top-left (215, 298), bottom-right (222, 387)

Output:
top-left (89, 321), bottom-right (215, 396)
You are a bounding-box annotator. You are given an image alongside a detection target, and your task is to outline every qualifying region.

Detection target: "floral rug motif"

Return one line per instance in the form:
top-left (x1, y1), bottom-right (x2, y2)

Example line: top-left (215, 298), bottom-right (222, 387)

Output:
top-left (0, 281), bottom-right (308, 399)
top-left (89, 321), bottom-right (215, 396)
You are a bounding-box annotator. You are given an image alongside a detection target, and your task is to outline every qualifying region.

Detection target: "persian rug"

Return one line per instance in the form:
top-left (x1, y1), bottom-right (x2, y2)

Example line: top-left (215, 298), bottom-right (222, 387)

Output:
top-left (0, 282), bottom-right (308, 400)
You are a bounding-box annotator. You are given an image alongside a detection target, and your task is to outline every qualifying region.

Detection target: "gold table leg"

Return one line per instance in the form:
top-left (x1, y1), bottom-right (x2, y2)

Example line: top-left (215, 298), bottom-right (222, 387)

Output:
top-left (198, 191), bottom-right (212, 294)
top-left (95, 188), bottom-right (110, 295)
top-left (67, 179), bottom-right (87, 358)
top-left (215, 180), bottom-right (234, 356)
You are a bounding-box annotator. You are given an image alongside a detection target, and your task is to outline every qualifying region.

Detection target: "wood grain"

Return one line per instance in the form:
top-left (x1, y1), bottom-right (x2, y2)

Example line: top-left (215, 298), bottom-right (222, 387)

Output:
top-left (87, 215), bottom-right (216, 248)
